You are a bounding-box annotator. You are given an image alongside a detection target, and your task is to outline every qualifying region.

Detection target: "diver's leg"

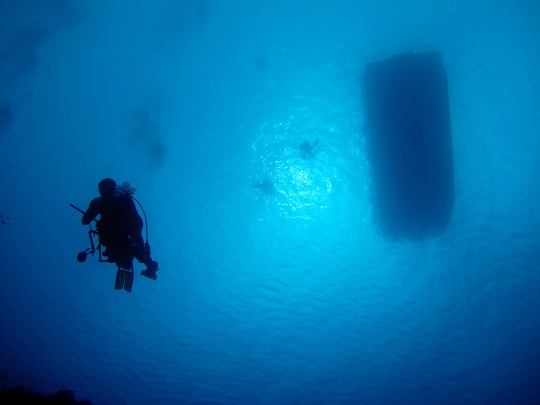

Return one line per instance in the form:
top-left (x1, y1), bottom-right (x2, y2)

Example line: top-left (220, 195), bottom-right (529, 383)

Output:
top-left (132, 233), bottom-right (149, 263)
top-left (131, 233), bottom-right (158, 280)
top-left (123, 266), bottom-right (134, 292)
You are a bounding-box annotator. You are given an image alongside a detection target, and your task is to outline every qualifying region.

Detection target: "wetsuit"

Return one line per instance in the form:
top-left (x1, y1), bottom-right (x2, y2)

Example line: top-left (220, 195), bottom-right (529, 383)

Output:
top-left (82, 192), bottom-right (150, 266)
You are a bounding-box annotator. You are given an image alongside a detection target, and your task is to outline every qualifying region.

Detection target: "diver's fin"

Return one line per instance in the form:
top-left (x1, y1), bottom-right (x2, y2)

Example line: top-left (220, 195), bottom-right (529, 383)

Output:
top-left (123, 268), bottom-right (134, 292)
top-left (115, 267), bottom-right (134, 292)
top-left (114, 269), bottom-right (123, 290)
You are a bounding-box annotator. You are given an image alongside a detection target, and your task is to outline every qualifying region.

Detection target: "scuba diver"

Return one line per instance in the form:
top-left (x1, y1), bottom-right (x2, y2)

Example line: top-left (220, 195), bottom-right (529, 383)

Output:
top-left (252, 177), bottom-right (276, 196)
top-left (299, 139), bottom-right (320, 159)
top-left (73, 178), bottom-right (158, 292)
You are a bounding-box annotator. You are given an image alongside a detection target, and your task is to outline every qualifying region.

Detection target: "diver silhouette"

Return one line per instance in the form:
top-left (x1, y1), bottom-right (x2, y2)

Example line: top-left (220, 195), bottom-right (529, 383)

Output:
top-left (78, 178), bottom-right (158, 289)
top-left (252, 177), bottom-right (276, 196)
top-left (299, 139), bottom-right (320, 159)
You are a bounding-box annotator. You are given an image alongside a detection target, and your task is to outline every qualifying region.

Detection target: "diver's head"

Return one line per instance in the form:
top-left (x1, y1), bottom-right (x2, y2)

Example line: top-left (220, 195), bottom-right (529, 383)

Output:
top-left (98, 178), bottom-right (117, 197)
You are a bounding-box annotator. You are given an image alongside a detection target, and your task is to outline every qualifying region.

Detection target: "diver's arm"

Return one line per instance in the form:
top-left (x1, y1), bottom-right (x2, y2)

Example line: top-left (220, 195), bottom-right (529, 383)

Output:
top-left (81, 198), bottom-right (101, 225)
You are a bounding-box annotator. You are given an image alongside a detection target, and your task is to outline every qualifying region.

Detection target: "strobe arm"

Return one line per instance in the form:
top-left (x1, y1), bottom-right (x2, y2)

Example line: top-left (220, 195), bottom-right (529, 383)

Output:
top-left (71, 203), bottom-right (101, 262)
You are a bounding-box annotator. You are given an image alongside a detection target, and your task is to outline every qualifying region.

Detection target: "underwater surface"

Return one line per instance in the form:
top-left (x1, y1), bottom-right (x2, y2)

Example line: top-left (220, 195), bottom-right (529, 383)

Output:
top-left (1, 0), bottom-right (540, 404)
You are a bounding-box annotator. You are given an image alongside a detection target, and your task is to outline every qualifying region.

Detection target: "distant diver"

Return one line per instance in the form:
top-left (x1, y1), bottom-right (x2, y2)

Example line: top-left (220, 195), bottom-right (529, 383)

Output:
top-left (299, 139), bottom-right (320, 159)
top-left (0, 214), bottom-right (11, 226)
top-left (252, 178), bottom-right (276, 196)
top-left (71, 178), bottom-right (159, 292)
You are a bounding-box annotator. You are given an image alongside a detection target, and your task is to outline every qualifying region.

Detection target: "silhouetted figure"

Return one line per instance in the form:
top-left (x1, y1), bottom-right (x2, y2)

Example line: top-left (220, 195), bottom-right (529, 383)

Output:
top-left (299, 139), bottom-right (320, 159)
top-left (252, 178), bottom-right (276, 196)
top-left (82, 178), bottom-right (158, 280)
top-left (0, 214), bottom-right (11, 226)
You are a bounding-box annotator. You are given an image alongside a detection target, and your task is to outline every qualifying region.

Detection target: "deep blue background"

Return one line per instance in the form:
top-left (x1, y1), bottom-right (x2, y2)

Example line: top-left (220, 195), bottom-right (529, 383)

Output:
top-left (1, 1), bottom-right (539, 404)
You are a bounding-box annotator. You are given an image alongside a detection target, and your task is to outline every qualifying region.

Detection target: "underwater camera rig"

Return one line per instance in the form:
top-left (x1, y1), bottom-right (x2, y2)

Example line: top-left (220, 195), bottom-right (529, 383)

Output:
top-left (70, 204), bottom-right (107, 262)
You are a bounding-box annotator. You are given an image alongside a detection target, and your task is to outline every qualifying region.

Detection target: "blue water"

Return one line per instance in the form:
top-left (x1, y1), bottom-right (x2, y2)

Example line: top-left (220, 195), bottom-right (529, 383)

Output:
top-left (1, 1), bottom-right (540, 404)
